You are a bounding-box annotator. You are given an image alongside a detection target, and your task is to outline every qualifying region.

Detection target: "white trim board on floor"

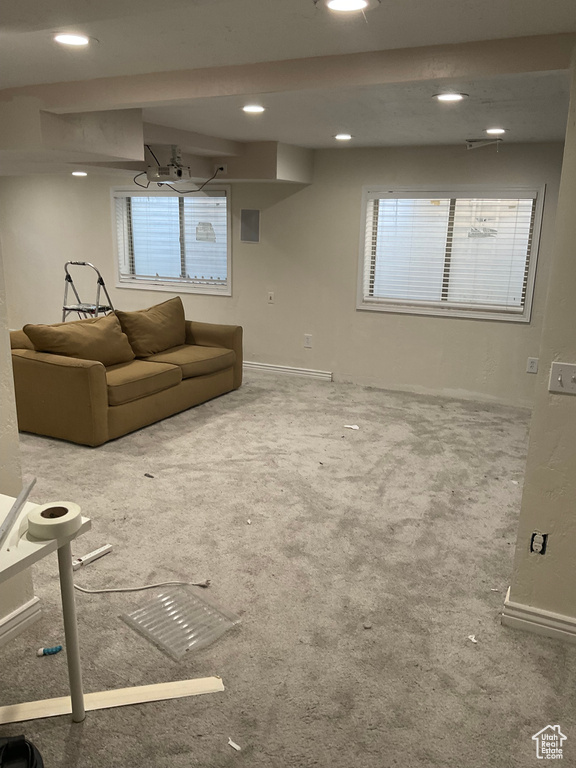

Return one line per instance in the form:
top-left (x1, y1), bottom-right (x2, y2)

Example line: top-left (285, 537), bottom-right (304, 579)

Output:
top-left (501, 587), bottom-right (576, 643)
top-left (0, 676), bottom-right (225, 725)
top-left (0, 597), bottom-right (41, 650)
top-left (243, 361), bottom-right (333, 381)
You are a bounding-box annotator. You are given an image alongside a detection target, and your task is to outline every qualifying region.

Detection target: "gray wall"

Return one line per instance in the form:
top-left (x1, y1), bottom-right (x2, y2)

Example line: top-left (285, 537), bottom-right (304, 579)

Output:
top-left (507, 64), bottom-right (576, 618)
top-left (1, 142), bottom-right (563, 406)
top-left (0, 244), bottom-right (34, 621)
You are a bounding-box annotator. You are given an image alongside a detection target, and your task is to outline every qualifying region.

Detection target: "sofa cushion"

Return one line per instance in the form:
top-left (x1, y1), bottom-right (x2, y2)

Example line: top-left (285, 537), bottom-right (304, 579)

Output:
top-left (23, 313), bottom-right (135, 367)
top-left (106, 359), bottom-right (182, 406)
top-left (115, 297), bottom-right (186, 357)
top-left (144, 344), bottom-right (235, 379)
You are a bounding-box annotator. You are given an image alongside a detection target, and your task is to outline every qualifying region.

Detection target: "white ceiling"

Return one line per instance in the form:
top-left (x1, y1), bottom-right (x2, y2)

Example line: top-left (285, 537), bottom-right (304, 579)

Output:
top-left (1, 0), bottom-right (575, 89)
top-left (0, 0), bottom-right (575, 159)
top-left (143, 72), bottom-right (571, 148)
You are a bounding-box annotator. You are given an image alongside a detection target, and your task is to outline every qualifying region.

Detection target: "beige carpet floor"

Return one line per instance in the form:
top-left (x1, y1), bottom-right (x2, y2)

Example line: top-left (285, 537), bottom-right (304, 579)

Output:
top-left (1, 371), bottom-right (575, 767)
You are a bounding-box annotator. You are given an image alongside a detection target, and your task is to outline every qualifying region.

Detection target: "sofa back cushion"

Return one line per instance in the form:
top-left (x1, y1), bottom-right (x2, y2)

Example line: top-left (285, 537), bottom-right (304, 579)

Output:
top-left (23, 313), bottom-right (135, 367)
top-left (115, 296), bottom-right (186, 357)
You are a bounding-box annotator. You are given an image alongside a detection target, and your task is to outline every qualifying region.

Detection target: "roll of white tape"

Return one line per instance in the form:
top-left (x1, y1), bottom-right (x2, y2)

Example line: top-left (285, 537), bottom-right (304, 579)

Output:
top-left (27, 502), bottom-right (82, 541)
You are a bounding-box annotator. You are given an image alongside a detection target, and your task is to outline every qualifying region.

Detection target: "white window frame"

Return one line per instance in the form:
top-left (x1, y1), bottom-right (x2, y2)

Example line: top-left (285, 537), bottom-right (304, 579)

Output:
top-left (357, 185), bottom-right (545, 323)
top-left (112, 186), bottom-right (232, 296)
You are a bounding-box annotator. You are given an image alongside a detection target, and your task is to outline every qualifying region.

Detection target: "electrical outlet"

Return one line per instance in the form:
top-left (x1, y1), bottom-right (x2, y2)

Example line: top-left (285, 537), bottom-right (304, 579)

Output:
top-left (530, 532), bottom-right (548, 554)
top-left (267, 291), bottom-right (274, 304)
top-left (215, 163), bottom-right (227, 174)
top-left (526, 357), bottom-right (539, 374)
top-left (304, 334), bottom-right (312, 348)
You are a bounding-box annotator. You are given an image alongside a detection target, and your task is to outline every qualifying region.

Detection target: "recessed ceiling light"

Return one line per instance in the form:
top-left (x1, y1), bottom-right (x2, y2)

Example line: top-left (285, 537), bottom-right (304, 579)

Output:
top-left (433, 93), bottom-right (468, 102)
top-left (72, 171), bottom-right (87, 176)
top-left (315, 0), bottom-right (380, 10)
top-left (334, 133), bottom-right (352, 141)
top-left (54, 34), bottom-right (90, 46)
top-left (242, 105), bottom-right (265, 113)
top-left (326, 0), bottom-right (368, 10)
top-left (485, 127), bottom-right (506, 135)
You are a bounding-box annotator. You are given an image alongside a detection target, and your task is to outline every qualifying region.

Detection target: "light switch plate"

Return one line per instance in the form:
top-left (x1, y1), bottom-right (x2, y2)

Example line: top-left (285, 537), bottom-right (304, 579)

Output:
top-left (548, 362), bottom-right (576, 395)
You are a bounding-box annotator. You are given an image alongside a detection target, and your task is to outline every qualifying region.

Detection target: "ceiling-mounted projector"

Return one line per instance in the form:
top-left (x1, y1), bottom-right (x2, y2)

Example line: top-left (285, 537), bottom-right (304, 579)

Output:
top-left (147, 165), bottom-right (192, 183)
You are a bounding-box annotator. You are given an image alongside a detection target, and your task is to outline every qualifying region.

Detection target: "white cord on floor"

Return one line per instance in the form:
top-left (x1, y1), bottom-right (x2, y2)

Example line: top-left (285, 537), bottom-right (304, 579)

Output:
top-left (74, 579), bottom-right (210, 594)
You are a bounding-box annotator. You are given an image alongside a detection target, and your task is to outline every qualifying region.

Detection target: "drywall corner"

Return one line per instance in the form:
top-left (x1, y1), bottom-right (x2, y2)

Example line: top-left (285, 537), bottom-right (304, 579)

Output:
top-left (506, 61), bottom-right (576, 622)
top-left (0, 237), bottom-right (36, 631)
top-left (276, 143), bottom-right (313, 183)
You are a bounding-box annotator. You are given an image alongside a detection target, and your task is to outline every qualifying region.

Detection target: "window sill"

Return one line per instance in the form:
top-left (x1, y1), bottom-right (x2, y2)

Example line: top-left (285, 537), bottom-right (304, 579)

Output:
top-left (116, 279), bottom-right (231, 297)
top-left (356, 299), bottom-right (530, 323)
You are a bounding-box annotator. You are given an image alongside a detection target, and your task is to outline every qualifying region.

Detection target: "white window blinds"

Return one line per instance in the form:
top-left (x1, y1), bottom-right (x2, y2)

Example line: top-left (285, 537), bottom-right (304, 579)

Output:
top-left (129, 196), bottom-right (181, 279)
top-left (359, 188), bottom-right (543, 322)
top-left (114, 188), bottom-right (230, 295)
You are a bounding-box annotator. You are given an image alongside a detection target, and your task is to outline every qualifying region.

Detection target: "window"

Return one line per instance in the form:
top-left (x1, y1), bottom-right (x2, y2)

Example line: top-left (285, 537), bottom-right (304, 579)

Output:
top-left (114, 187), bottom-right (231, 295)
top-left (358, 187), bottom-right (544, 322)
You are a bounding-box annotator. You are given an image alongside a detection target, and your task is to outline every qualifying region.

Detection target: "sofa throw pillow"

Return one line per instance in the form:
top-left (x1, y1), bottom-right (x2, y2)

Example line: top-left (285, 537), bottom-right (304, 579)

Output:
top-left (115, 296), bottom-right (186, 357)
top-left (24, 313), bottom-right (135, 367)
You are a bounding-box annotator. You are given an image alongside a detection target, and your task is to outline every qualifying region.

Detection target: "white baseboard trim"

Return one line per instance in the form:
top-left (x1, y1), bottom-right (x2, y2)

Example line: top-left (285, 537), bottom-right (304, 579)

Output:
top-left (501, 587), bottom-right (576, 643)
top-left (244, 361), bottom-right (333, 381)
top-left (0, 597), bottom-right (42, 649)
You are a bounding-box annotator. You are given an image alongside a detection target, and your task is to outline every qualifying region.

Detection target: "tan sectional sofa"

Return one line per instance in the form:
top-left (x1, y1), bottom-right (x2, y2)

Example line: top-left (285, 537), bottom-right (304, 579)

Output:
top-left (10, 297), bottom-right (242, 447)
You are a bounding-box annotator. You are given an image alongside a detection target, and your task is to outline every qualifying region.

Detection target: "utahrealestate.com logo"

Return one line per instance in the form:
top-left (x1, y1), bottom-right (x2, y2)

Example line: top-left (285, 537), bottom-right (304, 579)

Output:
top-left (532, 725), bottom-right (567, 760)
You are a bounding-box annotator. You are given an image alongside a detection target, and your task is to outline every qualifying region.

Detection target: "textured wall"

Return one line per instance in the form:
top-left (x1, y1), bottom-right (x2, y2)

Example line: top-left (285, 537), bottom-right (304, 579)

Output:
top-left (508, 62), bottom-right (576, 617)
top-left (1, 141), bottom-right (563, 407)
top-left (0, 268), bottom-right (22, 494)
top-left (0, 244), bottom-right (34, 619)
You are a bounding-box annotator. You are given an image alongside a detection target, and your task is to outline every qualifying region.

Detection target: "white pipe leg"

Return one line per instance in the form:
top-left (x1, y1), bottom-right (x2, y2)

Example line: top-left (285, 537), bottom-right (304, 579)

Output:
top-left (57, 541), bottom-right (85, 722)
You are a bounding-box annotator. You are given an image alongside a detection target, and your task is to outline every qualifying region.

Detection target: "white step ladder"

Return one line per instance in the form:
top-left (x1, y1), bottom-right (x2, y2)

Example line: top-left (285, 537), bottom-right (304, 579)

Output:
top-left (62, 262), bottom-right (114, 321)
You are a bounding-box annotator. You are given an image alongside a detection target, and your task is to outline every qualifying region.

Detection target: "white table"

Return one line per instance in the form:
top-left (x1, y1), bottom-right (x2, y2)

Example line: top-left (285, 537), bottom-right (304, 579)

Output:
top-left (0, 493), bottom-right (90, 723)
top-left (0, 493), bottom-right (223, 725)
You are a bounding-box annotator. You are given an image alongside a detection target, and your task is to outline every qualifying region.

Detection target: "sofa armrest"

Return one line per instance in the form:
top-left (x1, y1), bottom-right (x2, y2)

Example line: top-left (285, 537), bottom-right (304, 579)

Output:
top-left (185, 321), bottom-right (243, 389)
top-left (11, 350), bottom-right (109, 447)
top-left (10, 330), bottom-right (34, 350)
